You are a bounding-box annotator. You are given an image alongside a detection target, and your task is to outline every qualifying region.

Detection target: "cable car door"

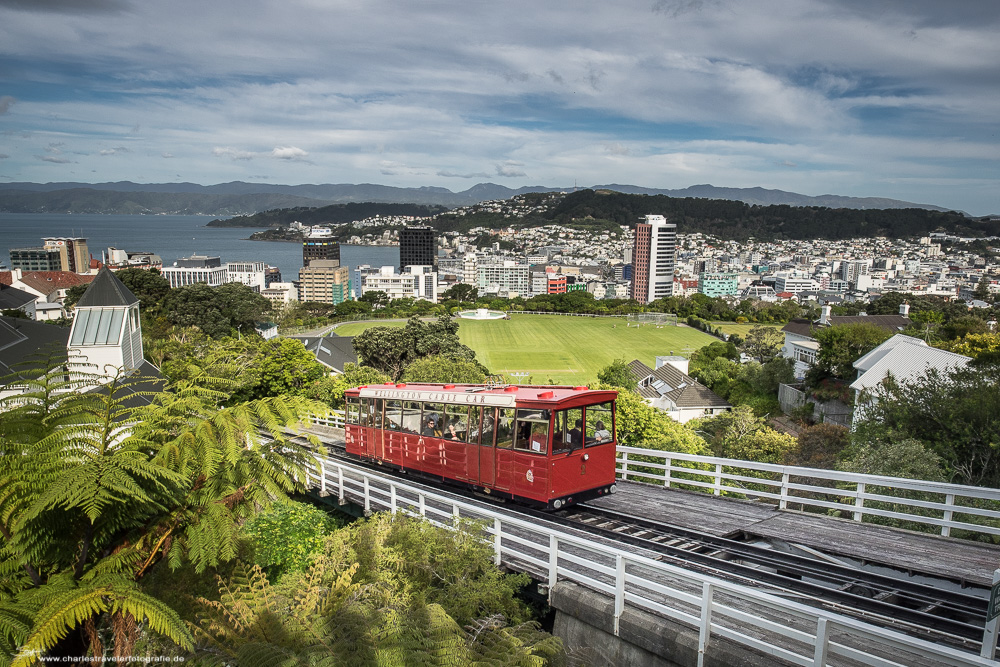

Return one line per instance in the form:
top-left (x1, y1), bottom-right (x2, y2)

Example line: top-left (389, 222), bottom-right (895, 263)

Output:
top-left (478, 407), bottom-right (496, 486)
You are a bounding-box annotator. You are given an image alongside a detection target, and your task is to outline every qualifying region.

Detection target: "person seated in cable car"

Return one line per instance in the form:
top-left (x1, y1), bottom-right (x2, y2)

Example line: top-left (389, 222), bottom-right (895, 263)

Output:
top-left (422, 418), bottom-right (437, 437)
top-left (593, 420), bottom-right (611, 443)
top-left (569, 419), bottom-right (584, 447)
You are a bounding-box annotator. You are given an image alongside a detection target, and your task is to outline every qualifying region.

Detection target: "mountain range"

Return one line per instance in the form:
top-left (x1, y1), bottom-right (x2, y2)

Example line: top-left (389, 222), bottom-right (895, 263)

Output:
top-left (0, 181), bottom-right (958, 216)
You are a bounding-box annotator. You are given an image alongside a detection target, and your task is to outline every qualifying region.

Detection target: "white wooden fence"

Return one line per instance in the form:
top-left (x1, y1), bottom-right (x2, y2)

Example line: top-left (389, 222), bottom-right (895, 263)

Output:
top-left (618, 446), bottom-right (1000, 539)
top-left (308, 455), bottom-right (997, 666)
top-left (306, 414), bottom-right (1000, 540)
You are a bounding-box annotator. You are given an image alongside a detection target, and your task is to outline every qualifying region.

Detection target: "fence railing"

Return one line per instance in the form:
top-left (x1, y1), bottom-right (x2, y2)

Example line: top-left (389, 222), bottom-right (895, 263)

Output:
top-left (304, 416), bottom-right (1000, 540)
top-left (307, 454), bottom-right (996, 666)
top-left (617, 446), bottom-right (1000, 539)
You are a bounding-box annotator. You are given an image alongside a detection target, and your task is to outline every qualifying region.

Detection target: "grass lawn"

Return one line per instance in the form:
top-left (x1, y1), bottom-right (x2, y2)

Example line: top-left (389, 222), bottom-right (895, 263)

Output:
top-left (334, 316), bottom-right (718, 385)
top-left (710, 322), bottom-right (783, 337)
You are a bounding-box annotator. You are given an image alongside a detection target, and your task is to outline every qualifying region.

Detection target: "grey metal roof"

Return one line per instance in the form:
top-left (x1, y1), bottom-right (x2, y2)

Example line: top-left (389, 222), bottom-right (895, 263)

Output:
top-left (850, 338), bottom-right (971, 393)
top-left (291, 334), bottom-right (358, 372)
top-left (0, 284), bottom-right (36, 310)
top-left (0, 315), bottom-right (70, 385)
top-left (75, 267), bottom-right (139, 308)
top-left (626, 358), bottom-right (731, 409)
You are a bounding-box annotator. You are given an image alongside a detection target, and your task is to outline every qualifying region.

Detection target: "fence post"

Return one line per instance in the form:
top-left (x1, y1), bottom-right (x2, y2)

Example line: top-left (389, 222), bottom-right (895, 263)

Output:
top-left (813, 618), bottom-right (830, 666)
top-left (614, 554), bottom-right (626, 636)
top-left (419, 492), bottom-right (426, 517)
top-left (363, 476), bottom-right (371, 514)
top-left (664, 457), bottom-right (672, 488)
top-left (779, 472), bottom-right (789, 510)
top-left (318, 459), bottom-right (327, 496)
top-left (390, 484), bottom-right (397, 514)
top-left (714, 464), bottom-right (723, 496)
top-left (942, 493), bottom-right (955, 537)
top-left (698, 582), bottom-right (714, 667)
top-left (853, 482), bottom-right (865, 522)
top-left (548, 535), bottom-right (559, 603)
top-left (620, 451), bottom-right (629, 481)
top-left (981, 568), bottom-right (1000, 659)
top-left (337, 465), bottom-right (345, 504)
top-left (493, 518), bottom-right (502, 566)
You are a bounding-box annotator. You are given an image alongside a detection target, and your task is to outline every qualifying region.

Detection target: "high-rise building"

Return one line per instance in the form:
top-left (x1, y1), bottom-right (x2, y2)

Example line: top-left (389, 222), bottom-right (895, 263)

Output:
top-left (630, 215), bottom-right (676, 303)
top-left (298, 260), bottom-right (351, 304)
top-left (303, 240), bottom-right (340, 267)
top-left (42, 237), bottom-right (89, 273)
top-left (399, 226), bottom-right (437, 272)
top-left (9, 247), bottom-right (62, 271)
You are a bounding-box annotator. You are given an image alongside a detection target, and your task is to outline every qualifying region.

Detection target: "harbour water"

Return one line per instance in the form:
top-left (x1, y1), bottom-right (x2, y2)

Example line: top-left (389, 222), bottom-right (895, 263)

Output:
top-left (0, 213), bottom-right (398, 282)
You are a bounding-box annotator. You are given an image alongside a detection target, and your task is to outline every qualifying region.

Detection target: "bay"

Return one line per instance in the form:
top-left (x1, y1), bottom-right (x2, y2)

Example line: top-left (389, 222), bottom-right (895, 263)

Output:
top-left (0, 213), bottom-right (398, 284)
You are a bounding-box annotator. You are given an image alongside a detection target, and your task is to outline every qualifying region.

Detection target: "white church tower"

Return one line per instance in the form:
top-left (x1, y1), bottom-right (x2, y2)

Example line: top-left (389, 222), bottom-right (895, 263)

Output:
top-left (67, 267), bottom-right (144, 381)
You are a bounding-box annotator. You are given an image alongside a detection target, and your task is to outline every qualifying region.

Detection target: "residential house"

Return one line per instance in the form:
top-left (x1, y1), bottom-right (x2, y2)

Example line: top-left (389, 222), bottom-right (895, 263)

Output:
top-left (781, 303), bottom-right (911, 379)
top-left (626, 357), bottom-right (731, 423)
top-left (849, 334), bottom-right (971, 426)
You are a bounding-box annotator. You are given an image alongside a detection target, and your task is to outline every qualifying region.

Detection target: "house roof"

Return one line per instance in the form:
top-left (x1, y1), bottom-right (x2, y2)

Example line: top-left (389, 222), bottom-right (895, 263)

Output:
top-left (75, 267), bottom-right (139, 308)
top-left (626, 359), bottom-right (731, 409)
top-left (849, 335), bottom-right (971, 393)
top-left (10, 271), bottom-right (95, 296)
top-left (0, 284), bottom-right (36, 310)
top-left (781, 314), bottom-right (910, 341)
top-left (292, 335), bottom-right (357, 372)
top-left (0, 315), bottom-right (70, 385)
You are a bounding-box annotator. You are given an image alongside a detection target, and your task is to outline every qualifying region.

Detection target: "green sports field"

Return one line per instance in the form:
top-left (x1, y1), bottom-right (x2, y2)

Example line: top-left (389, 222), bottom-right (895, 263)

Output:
top-left (333, 316), bottom-right (718, 384)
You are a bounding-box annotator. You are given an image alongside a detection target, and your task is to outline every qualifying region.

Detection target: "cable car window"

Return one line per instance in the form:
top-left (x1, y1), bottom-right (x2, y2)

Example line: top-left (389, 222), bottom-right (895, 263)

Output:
top-left (345, 397), bottom-right (360, 425)
top-left (402, 401), bottom-right (422, 433)
top-left (554, 408), bottom-right (583, 452)
top-left (495, 408), bottom-right (516, 449)
top-left (514, 409), bottom-right (551, 454)
top-left (466, 406), bottom-right (482, 444)
top-left (374, 399), bottom-right (384, 429)
top-left (445, 404), bottom-right (468, 440)
top-left (586, 402), bottom-right (614, 445)
top-left (479, 407), bottom-right (497, 446)
top-left (385, 400), bottom-right (403, 431)
top-left (422, 403), bottom-right (444, 437)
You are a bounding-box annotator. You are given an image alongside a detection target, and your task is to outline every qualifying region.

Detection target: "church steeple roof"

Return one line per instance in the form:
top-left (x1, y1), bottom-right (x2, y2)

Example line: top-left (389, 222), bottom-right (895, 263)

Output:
top-left (75, 267), bottom-right (139, 308)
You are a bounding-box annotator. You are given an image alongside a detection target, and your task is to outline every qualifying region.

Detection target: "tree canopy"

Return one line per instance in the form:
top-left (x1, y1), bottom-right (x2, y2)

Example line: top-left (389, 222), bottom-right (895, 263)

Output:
top-left (0, 361), bottom-right (326, 662)
top-left (352, 316), bottom-right (481, 381)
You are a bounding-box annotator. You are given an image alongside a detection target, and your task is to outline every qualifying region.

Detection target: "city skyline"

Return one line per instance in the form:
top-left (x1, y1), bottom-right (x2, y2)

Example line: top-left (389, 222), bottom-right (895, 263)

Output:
top-left (1, 1), bottom-right (998, 215)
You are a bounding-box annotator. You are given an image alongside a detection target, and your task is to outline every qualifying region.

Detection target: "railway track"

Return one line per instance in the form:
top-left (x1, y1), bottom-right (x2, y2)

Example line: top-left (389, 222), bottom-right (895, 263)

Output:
top-left (537, 503), bottom-right (989, 649)
top-left (300, 436), bottom-right (990, 650)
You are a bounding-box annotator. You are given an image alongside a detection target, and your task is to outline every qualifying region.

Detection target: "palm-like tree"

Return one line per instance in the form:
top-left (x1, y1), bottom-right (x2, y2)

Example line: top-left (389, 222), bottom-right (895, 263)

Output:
top-left (0, 360), bottom-right (326, 665)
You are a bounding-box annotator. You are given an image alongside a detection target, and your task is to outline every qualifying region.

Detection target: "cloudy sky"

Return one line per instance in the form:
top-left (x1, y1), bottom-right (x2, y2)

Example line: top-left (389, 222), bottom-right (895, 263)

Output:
top-left (1, 0), bottom-right (998, 214)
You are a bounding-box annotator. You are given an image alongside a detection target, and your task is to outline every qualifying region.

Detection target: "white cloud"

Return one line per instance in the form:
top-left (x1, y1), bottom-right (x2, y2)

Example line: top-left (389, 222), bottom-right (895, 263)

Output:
top-left (212, 146), bottom-right (254, 160)
top-left (99, 146), bottom-right (128, 155)
top-left (270, 145), bottom-right (308, 160)
top-left (0, 96), bottom-right (14, 113)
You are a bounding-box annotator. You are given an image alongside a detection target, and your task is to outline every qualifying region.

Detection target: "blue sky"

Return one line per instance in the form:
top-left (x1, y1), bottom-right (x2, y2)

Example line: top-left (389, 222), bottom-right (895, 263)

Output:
top-left (1, 0), bottom-right (998, 214)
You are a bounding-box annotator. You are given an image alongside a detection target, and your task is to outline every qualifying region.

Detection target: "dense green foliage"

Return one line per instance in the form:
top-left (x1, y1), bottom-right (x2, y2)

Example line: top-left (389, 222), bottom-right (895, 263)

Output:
top-left (851, 364), bottom-right (1000, 487)
top-left (182, 512), bottom-right (561, 666)
top-left (151, 330), bottom-right (327, 403)
top-left (541, 190), bottom-right (998, 240)
top-left (0, 361), bottom-right (325, 663)
top-left (400, 355), bottom-right (488, 384)
top-left (209, 202), bottom-right (446, 228)
top-left (241, 501), bottom-right (339, 578)
top-left (160, 282), bottom-right (272, 338)
top-left (353, 316), bottom-right (482, 381)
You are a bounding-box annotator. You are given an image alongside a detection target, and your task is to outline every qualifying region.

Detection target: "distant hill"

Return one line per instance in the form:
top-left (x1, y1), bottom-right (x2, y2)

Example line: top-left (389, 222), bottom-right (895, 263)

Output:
top-left (0, 181), bottom-right (954, 215)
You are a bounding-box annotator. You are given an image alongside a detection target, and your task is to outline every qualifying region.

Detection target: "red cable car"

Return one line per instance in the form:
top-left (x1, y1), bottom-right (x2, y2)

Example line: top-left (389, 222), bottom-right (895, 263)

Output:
top-left (343, 383), bottom-right (619, 509)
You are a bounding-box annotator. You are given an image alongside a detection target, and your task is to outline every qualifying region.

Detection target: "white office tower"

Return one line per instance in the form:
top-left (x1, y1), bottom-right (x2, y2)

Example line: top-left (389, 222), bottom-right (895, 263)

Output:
top-left (630, 215), bottom-right (676, 303)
